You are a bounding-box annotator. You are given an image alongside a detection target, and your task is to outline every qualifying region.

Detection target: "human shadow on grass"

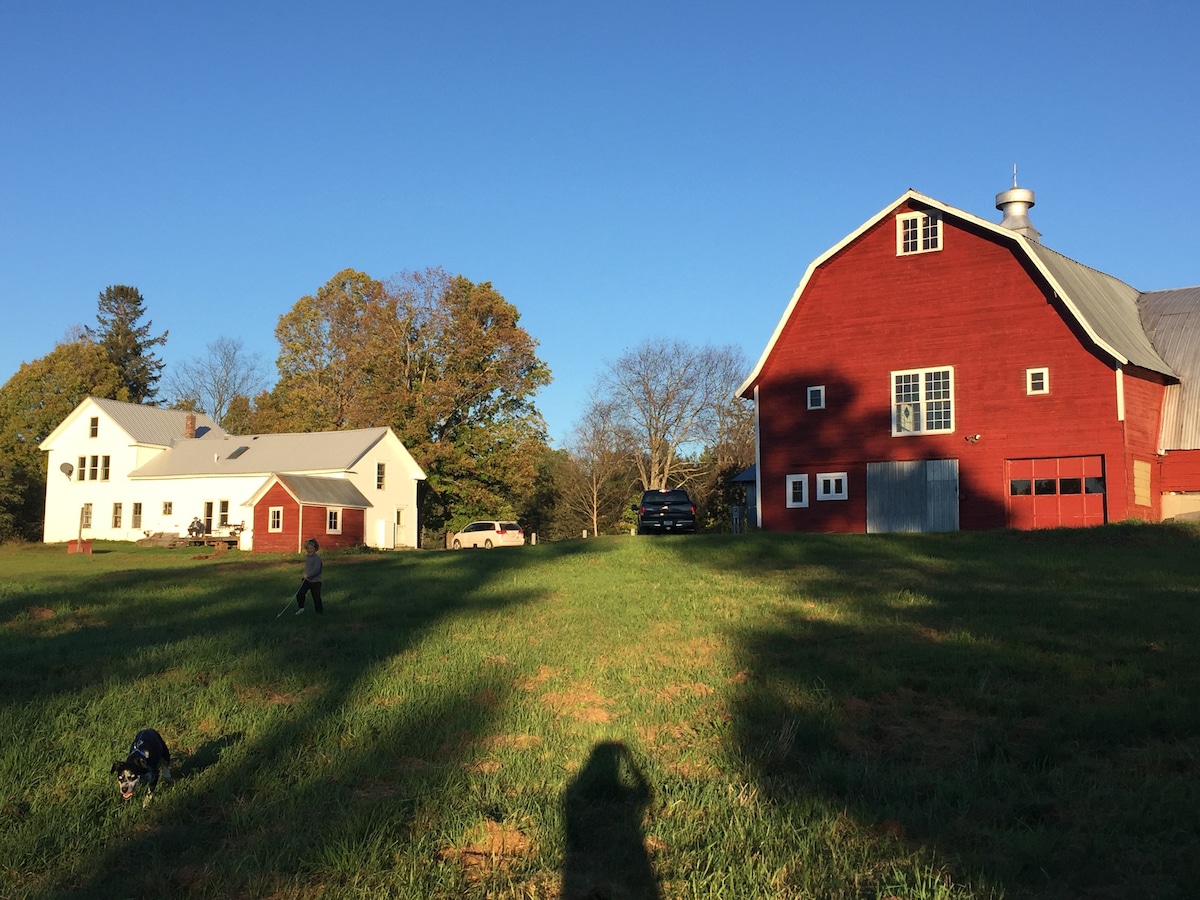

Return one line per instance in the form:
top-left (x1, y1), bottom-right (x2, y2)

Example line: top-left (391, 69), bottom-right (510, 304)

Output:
top-left (12, 544), bottom-right (617, 898)
top-left (671, 526), bottom-right (1200, 898)
top-left (561, 741), bottom-right (660, 900)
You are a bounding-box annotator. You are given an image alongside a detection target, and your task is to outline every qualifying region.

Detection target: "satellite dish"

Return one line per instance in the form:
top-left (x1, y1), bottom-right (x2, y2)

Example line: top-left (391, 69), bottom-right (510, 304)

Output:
top-left (60, 462), bottom-right (74, 478)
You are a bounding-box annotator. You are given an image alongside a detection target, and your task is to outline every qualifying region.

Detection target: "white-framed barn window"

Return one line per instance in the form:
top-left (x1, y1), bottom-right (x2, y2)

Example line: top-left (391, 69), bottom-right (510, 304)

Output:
top-left (816, 472), bottom-right (848, 501)
top-left (897, 211), bottom-right (942, 255)
top-left (1026, 367), bottom-right (1049, 395)
top-left (268, 507), bottom-right (283, 532)
top-left (807, 385), bottom-right (826, 410)
top-left (327, 508), bottom-right (342, 534)
top-left (892, 366), bottom-right (955, 436)
top-left (785, 474), bottom-right (809, 508)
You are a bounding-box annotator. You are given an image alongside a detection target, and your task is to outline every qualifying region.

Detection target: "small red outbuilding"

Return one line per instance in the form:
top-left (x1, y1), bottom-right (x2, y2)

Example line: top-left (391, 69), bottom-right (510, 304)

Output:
top-left (246, 473), bottom-right (371, 553)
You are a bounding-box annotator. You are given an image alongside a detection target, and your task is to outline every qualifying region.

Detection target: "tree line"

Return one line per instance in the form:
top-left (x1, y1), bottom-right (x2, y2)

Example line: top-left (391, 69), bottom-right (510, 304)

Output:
top-left (0, 273), bottom-right (754, 543)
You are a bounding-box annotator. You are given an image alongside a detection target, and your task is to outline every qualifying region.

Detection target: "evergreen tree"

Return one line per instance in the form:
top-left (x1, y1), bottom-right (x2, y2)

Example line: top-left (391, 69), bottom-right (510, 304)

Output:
top-left (86, 285), bottom-right (168, 403)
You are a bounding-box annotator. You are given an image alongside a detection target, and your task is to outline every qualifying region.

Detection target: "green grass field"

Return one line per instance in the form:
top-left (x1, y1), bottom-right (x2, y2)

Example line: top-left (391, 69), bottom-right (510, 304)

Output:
top-left (2, 526), bottom-right (1198, 899)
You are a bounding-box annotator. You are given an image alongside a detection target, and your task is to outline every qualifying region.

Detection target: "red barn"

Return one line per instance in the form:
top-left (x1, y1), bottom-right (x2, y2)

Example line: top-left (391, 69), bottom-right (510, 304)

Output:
top-left (738, 185), bottom-right (1200, 532)
top-left (246, 473), bottom-right (371, 553)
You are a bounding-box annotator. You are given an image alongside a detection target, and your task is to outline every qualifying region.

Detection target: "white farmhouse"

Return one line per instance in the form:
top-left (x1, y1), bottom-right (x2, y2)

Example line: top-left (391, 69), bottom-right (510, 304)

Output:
top-left (39, 397), bottom-right (426, 551)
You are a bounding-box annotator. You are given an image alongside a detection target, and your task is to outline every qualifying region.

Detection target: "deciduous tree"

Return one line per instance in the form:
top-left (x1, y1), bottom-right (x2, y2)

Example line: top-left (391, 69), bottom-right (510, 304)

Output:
top-left (162, 336), bottom-right (267, 429)
top-left (596, 340), bottom-right (748, 492)
top-left (0, 341), bottom-right (126, 540)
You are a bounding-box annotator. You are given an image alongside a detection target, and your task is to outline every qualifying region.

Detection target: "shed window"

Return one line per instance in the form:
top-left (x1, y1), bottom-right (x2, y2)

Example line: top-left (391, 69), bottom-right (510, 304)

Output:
top-left (327, 509), bottom-right (342, 534)
top-left (268, 507), bottom-right (283, 532)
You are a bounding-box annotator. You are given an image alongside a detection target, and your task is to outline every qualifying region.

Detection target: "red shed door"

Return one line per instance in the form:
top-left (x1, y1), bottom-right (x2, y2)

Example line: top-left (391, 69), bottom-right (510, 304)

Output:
top-left (1006, 457), bottom-right (1106, 529)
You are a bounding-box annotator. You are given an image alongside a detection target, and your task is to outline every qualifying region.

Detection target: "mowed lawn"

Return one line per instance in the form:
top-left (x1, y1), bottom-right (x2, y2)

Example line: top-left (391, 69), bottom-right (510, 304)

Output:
top-left (2, 526), bottom-right (1199, 899)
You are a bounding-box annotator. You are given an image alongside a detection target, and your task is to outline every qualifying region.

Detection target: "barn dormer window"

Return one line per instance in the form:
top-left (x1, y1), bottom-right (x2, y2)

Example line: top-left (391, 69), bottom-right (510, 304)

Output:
top-left (897, 212), bottom-right (942, 255)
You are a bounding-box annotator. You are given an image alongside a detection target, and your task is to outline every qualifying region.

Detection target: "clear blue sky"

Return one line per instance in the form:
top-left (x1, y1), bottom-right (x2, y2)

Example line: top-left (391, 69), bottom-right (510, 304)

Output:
top-left (3, 2), bottom-right (1198, 444)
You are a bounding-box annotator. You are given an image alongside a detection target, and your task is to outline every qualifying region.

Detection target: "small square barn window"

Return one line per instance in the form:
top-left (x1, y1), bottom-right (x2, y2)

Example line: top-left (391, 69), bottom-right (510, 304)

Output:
top-left (785, 474), bottom-right (809, 508)
top-left (269, 507), bottom-right (283, 532)
top-left (897, 212), bottom-right (942, 255)
top-left (1027, 367), bottom-right (1049, 395)
top-left (816, 472), bottom-right (848, 501)
top-left (807, 386), bottom-right (826, 410)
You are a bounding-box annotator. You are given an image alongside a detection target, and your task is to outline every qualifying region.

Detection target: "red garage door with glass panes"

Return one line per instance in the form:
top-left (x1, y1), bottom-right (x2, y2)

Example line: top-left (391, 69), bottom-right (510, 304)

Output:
top-left (1006, 457), bottom-right (1106, 529)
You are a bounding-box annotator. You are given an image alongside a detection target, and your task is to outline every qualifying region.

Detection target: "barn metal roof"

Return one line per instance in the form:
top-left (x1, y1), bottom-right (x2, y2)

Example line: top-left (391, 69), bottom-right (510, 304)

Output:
top-left (1138, 287), bottom-right (1200, 450)
top-left (129, 427), bottom-right (391, 478)
top-left (1025, 243), bottom-right (1176, 377)
top-left (271, 473), bottom-right (372, 509)
top-left (91, 397), bottom-right (224, 445)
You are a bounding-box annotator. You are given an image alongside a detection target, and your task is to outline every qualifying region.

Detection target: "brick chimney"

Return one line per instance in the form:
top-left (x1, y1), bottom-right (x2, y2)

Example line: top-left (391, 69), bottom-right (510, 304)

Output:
top-left (185, 413), bottom-right (197, 439)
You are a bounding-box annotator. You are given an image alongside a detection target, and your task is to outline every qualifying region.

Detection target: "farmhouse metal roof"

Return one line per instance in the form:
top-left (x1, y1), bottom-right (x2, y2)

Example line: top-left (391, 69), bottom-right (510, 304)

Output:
top-left (129, 427), bottom-right (392, 478)
top-left (93, 397), bottom-right (224, 445)
top-left (1138, 286), bottom-right (1200, 450)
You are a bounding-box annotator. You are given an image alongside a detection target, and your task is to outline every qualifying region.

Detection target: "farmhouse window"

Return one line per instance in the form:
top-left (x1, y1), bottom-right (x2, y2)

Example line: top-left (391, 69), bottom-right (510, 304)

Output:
top-left (163, 501), bottom-right (173, 516)
top-left (101, 456), bottom-right (111, 481)
top-left (807, 385), bottom-right (826, 409)
top-left (112, 503), bottom-right (122, 528)
top-left (1027, 367), bottom-right (1049, 395)
top-left (81, 503), bottom-right (93, 528)
top-left (77, 456), bottom-right (86, 481)
top-left (132, 503), bottom-right (142, 529)
top-left (89, 416), bottom-right (99, 438)
top-left (218, 500), bottom-right (230, 527)
top-left (89, 455), bottom-right (99, 480)
top-left (897, 212), bottom-right (941, 255)
top-left (327, 509), bottom-right (342, 534)
top-left (892, 367), bottom-right (954, 435)
top-left (377, 463), bottom-right (386, 490)
top-left (268, 507), bottom-right (283, 532)
top-left (785, 474), bottom-right (809, 508)
top-left (816, 472), bottom-right (848, 501)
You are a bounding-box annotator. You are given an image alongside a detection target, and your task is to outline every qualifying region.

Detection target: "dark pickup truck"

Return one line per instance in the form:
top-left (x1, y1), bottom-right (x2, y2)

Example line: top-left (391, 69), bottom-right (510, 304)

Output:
top-left (634, 489), bottom-right (697, 535)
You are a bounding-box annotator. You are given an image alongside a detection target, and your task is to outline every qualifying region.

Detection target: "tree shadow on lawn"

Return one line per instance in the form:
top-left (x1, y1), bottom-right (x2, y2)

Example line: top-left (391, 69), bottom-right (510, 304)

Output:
top-left (1, 541), bottom-right (617, 898)
top-left (672, 526), bottom-right (1200, 898)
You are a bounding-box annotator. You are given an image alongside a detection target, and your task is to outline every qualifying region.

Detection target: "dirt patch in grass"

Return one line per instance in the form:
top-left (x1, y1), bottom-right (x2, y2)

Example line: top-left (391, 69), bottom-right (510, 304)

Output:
top-left (438, 818), bottom-right (533, 881)
top-left (26, 605), bottom-right (56, 620)
top-left (541, 687), bottom-right (615, 724)
top-left (233, 683), bottom-right (322, 707)
top-left (485, 733), bottom-right (543, 751)
top-left (834, 688), bottom-right (994, 768)
top-left (514, 665), bottom-right (561, 691)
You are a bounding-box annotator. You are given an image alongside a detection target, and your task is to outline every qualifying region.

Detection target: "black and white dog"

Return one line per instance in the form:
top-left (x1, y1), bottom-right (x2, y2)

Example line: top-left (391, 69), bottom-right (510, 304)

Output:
top-left (111, 728), bottom-right (173, 807)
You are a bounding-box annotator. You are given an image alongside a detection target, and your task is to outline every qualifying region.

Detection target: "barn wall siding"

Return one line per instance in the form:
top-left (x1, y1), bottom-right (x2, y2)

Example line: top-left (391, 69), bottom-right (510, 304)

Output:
top-left (755, 203), bottom-right (1151, 533)
top-left (252, 484), bottom-right (300, 553)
